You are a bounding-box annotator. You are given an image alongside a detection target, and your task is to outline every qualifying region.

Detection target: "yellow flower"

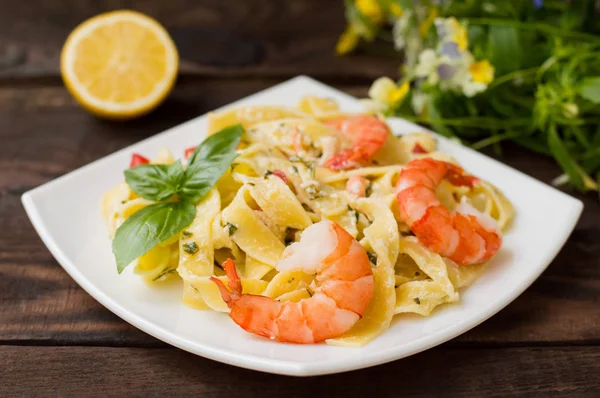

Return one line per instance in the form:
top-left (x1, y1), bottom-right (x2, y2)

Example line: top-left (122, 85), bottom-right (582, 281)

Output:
top-left (356, 0), bottom-right (384, 25)
top-left (389, 3), bottom-right (403, 17)
top-left (389, 81), bottom-right (410, 106)
top-left (336, 25), bottom-right (360, 55)
top-left (447, 18), bottom-right (468, 50)
top-left (366, 77), bottom-right (409, 112)
top-left (469, 60), bottom-right (495, 84)
top-left (419, 7), bottom-right (439, 37)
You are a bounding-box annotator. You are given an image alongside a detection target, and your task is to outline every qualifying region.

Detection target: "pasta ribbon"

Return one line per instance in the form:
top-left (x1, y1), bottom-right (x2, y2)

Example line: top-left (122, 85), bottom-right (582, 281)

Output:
top-left (394, 237), bottom-right (458, 316)
top-left (249, 176), bottom-right (312, 229)
top-left (177, 189), bottom-right (221, 281)
top-left (221, 186), bottom-right (285, 266)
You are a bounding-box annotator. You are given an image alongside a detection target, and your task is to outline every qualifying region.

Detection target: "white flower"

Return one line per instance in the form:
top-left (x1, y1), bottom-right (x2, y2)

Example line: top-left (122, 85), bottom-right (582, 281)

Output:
top-left (415, 49), bottom-right (437, 77)
top-left (415, 49), bottom-right (439, 85)
top-left (411, 91), bottom-right (429, 116)
top-left (404, 34), bottom-right (424, 70)
top-left (562, 103), bottom-right (579, 119)
top-left (392, 10), bottom-right (413, 51)
top-left (461, 80), bottom-right (487, 97)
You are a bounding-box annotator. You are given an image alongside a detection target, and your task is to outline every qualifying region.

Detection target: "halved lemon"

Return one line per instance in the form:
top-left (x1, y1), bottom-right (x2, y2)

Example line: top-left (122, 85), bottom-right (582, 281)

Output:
top-left (61, 10), bottom-right (178, 119)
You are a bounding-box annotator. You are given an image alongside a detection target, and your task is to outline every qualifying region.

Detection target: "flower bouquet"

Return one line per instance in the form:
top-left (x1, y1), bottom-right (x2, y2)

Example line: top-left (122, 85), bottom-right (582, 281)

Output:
top-left (339, 0), bottom-right (600, 193)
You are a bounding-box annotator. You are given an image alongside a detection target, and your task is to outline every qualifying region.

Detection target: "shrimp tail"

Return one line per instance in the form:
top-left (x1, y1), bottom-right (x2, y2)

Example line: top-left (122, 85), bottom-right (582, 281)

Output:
top-left (210, 258), bottom-right (242, 307)
top-left (445, 164), bottom-right (479, 187)
top-left (210, 277), bottom-right (234, 306)
top-left (223, 258), bottom-right (242, 294)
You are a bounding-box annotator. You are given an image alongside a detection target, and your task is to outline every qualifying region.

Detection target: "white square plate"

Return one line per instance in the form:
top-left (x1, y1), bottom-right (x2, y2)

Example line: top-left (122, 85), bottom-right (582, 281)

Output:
top-left (22, 76), bottom-right (583, 376)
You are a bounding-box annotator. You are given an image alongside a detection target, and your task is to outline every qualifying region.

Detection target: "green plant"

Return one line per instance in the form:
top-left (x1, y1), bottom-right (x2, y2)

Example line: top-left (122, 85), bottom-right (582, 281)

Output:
top-left (340, 0), bottom-right (600, 193)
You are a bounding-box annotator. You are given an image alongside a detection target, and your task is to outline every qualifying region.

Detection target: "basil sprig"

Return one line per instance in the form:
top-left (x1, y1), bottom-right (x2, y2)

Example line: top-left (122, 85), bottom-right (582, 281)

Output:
top-left (113, 124), bottom-right (243, 273)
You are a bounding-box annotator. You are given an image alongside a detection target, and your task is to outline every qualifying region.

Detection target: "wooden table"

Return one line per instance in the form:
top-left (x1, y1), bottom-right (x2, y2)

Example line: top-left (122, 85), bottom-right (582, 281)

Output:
top-left (1, 1), bottom-right (599, 396)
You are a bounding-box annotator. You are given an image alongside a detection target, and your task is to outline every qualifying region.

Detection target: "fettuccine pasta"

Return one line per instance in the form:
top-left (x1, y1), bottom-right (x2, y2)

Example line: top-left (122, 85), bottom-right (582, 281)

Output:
top-left (101, 96), bottom-right (514, 346)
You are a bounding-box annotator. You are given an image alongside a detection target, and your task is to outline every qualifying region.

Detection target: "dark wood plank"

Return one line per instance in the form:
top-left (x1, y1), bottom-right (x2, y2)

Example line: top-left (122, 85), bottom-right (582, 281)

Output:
top-left (1, 81), bottom-right (599, 347)
top-left (2, 346), bottom-right (599, 397)
top-left (0, 0), bottom-right (399, 81)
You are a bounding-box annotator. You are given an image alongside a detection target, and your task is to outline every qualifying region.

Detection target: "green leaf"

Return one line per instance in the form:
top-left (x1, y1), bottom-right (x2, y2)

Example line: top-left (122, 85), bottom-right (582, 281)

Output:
top-left (578, 77), bottom-right (600, 104)
top-left (486, 26), bottom-right (521, 76)
top-left (547, 125), bottom-right (584, 189)
top-left (124, 161), bottom-right (184, 201)
top-left (188, 124), bottom-right (243, 165)
top-left (180, 153), bottom-right (238, 203)
top-left (112, 201), bottom-right (196, 273)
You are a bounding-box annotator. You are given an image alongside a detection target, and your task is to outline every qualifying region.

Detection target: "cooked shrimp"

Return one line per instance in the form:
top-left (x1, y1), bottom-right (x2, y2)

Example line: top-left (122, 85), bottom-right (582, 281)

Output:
top-left (346, 175), bottom-right (368, 197)
top-left (210, 220), bottom-right (374, 343)
top-left (324, 115), bottom-right (388, 170)
top-left (395, 158), bottom-right (501, 265)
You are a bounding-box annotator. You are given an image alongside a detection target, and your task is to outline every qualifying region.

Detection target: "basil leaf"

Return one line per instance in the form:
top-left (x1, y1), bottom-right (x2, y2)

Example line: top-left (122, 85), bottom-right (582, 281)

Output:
top-left (113, 201), bottom-right (196, 273)
top-left (180, 153), bottom-right (238, 203)
top-left (124, 161), bottom-right (184, 201)
top-left (188, 124), bottom-right (243, 165)
top-left (578, 77), bottom-right (600, 104)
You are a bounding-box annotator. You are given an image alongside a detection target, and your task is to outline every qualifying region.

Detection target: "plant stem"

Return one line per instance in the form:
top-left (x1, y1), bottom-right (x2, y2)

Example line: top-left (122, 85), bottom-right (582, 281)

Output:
top-left (489, 67), bottom-right (539, 89)
top-left (402, 115), bottom-right (531, 128)
top-left (472, 131), bottom-right (522, 150)
top-left (466, 18), bottom-right (600, 42)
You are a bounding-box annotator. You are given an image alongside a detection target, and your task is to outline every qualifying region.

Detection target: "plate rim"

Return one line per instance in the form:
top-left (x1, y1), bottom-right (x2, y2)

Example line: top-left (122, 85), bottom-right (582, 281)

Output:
top-left (21, 75), bottom-right (584, 376)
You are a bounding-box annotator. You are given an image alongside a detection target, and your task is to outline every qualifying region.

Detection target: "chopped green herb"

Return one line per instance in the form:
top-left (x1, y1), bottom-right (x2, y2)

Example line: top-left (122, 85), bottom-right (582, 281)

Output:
top-left (305, 185), bottom-right (323, 200)
top-left (290, 165), bottom-right (299, 174)
top-left (225, 222), bottom-right (238, 236)
top-left (307, 162), bottom-right (315, 178)
top-left (230, 163), bottom-right (239, 172)
top-left (367, 251), bottom-right (378, 265)
top-left (264, 170), bottom-right (273, 177)
top-left (365, 182), bottom-right (373, 197)
top-left (152, 268), bottom-right (176, 281)
top-left (248, 182), bottom-right (255, 186)
top-left (183, 242), bottom-right (199, 255)
top-left (414, 297), bottom-right (421, 305)
top-left (190, 284), bottom-right (199, 293)
top-left (347, 205), bottom-right (359, 223)
top-left (121, 200), bottom-right (127, 204)
top-left (182, 231), bottom-right (193, 237)
top-left (288, 156), bottom-right (316, 177)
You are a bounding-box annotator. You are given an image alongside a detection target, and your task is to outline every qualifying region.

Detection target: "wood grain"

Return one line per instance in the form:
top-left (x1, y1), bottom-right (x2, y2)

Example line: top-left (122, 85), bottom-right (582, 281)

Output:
top-left (2, 0), bottom-right (599, 393)
top-left (0, 0), bottom-right (399, 81)
top-left (2, 346), bottom-right (599, 397)
top-left (0, 81), bottom-right (599, 348)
